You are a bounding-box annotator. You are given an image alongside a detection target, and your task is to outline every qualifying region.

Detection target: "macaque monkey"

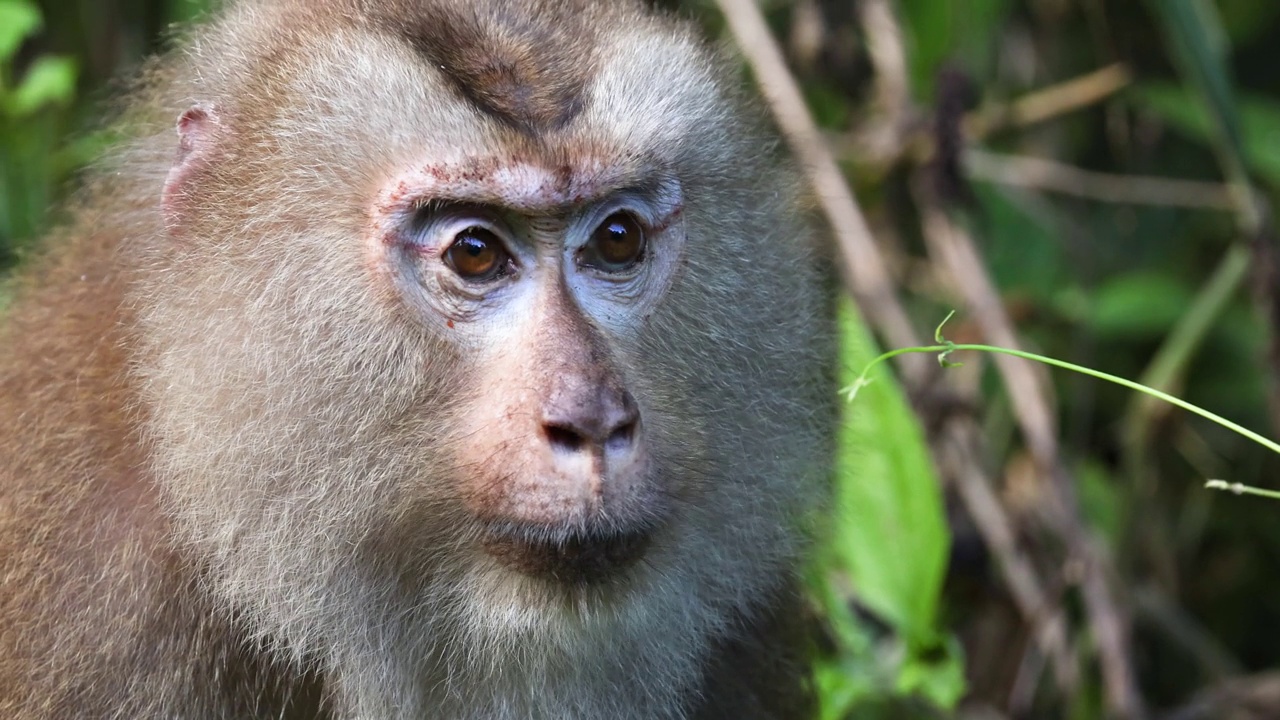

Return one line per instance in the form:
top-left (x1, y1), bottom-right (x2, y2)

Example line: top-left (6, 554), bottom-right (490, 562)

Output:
top-left (0, 0), bottom-right (834, 717)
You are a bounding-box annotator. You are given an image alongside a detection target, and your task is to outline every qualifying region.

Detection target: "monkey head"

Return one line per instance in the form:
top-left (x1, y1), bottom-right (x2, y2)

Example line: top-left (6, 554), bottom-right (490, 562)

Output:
top-left (127, 0), bottom-right (831, 705)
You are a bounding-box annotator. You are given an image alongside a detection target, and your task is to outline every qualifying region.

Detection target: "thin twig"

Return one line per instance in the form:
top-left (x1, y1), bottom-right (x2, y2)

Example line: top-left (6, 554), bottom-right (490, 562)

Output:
top-left (853, 0), bottom-right (914, 165)
top-left (710, 2), bottom-right (937, 383)
top-left (712, 0), bottom-right (923, 363)
top-left (713, 0), bottom-right (1082, 699)
top-left (860, 0), bottom-right (909, 121)
top-left (915, 186), bottom-right (1146, 719)
top-left (965, 149), bottom-right (1237, 210)
top-left (939, 423), bottom-right (1078, 694)
top-left (1160, 671), bottom-right (1280, 720)
top-left (842, 63), bottom-right (1133, 169)
top-left (965, 63), bottom-right (1132, 140)
top-left (1132, 585), bottom-right (1241, 682)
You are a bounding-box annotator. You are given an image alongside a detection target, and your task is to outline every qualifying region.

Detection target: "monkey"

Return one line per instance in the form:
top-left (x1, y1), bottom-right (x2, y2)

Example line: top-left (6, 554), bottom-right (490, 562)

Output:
top-left (0, 1), bottom-right (834, 718)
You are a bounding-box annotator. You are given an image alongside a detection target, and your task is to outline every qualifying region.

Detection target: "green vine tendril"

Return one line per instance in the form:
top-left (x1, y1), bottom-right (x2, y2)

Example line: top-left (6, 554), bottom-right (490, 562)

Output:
top-left (843, 312), bottom-right (1280, 500)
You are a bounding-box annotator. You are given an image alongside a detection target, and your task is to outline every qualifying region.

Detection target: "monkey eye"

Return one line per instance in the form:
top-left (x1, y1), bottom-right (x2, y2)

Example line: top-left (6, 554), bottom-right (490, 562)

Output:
top-left (580, 212), bottom-right (646, 273)
top-left (444, 227), bottom-right (511, 282)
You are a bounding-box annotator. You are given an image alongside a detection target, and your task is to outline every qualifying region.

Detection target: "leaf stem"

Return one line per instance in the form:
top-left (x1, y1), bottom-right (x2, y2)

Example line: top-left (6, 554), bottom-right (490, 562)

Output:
top-left (1204, 480), bottom-right (1280, 500)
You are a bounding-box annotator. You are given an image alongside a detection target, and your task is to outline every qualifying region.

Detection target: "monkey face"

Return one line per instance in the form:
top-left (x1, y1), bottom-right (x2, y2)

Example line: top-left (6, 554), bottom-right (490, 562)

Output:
top-left (136, 4), bottom-right (831, 645)
top-left (367, 162), bottom-right (688, 585)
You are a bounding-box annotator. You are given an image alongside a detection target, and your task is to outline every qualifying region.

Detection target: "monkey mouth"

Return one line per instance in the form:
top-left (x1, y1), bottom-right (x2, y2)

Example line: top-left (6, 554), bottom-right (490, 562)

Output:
top-left (480, 522), bottom-right (653, 584)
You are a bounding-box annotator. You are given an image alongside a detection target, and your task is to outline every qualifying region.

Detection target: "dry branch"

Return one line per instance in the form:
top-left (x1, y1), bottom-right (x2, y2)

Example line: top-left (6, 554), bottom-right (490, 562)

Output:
top-left (711, 0), bottom-right (920, 359)
top-left (713, 0), bottom-right (1084, 703)
top-left (965, 149), bottom-right (1237, 210)
top-left (915, 181), bottom-right (1146, 720)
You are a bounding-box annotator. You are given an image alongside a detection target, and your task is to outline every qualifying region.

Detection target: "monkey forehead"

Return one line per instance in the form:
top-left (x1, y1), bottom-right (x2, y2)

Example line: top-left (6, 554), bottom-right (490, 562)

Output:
top-left (189, 4), bottom-right (740, 218)
top-left (578, 25), bottom-right (731, 161)
top-left (373, 156), bottom-right (681, 217)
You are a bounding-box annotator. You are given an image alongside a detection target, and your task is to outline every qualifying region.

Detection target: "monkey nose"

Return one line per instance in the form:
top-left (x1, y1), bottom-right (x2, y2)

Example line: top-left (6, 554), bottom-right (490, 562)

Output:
top-left (540, 389), bottom-right (640, 460)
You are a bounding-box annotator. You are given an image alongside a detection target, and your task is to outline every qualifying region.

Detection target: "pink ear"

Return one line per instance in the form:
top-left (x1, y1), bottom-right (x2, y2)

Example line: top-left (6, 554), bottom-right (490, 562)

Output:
top-left (161, 105), bottom-right (219, 232)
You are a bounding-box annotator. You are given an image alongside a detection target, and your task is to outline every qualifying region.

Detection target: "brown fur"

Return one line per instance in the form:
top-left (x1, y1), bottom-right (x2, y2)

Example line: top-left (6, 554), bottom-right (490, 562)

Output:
top-left (0, 1), bottom-right (833, 718)
top-left (372, 0), bottom-right (602, 133)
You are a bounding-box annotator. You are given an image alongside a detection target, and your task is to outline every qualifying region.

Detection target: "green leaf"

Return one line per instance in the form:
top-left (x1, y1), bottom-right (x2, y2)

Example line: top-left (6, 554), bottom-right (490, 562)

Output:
top-left (814, 656), bottom-right (878, 720)
top-left (897, 0), bottom-right (952, 100)
top-left (0, 0), bottom-right (41, 63)
top-left (1131, 82), bottom-right (1280, 191)
top-left (898, 0), bottom-right (1011, 100)
top-left (1146, 0), bottom-right (1243, 162)
top-left (812, 303), bottom-right (962, 714)
top-left (828, 300), bottom-right (951, 650)
top-left (972, 184), bottom-right (1062, 300)
top-left (1087, 271), bottom-right (1195, 338)
top-left (1077, 461), bottom-right (1121, 545)
top-left (894, 637), bottom-right (967, 709)
top-left (166, 0), bottom-right (215, 24)
top-left (1144, 0), bottom-right (1255, 218)
top-left (6, 55), bottom-right (77, 116)
top-left (1216, 0), bottom-right (1280, 46)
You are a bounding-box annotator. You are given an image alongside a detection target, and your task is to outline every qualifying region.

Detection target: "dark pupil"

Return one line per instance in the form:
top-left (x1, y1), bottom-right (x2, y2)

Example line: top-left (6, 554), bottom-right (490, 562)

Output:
top-left (598, 215), bottom-right (642, 265)
top-left (449, 229), bottom-right (499, 278)
top-left (460, 235), bottom-right (488, 257)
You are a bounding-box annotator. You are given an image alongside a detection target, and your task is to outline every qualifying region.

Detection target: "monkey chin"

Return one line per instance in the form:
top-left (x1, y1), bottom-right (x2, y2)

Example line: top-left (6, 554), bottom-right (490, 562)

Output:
top-left (460, 519), bottom-right (666, 631)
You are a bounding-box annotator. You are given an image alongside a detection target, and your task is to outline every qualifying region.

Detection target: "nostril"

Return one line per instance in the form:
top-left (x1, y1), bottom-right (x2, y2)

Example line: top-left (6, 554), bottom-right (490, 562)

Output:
top-left (605, 418), bottom-right (637, 451)
top-left (541, 390), bottom-right (641, 453)
top-left (544, 424), bottom-right (587, 453)
top-left (543, 416), bottom-right (638, 455)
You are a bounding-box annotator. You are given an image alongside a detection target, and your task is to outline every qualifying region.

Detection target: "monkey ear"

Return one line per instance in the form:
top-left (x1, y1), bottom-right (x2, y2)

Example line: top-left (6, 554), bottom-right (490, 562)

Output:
top-left (161, 104), bottom-right (220, 232)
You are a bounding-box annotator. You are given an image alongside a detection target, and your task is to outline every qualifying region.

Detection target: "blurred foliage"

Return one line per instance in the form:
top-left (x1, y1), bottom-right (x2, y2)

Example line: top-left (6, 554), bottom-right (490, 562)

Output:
top-left (0, 0), bottom-right (77, 266)
top-left (1135, 82), bottom-right (1280, 192)
top-left (0, 0), bottom-right (207, 269)
top-left (809, 301), bottom-right (960, 717)
top-left (7, 0), bottom-right (1280, 719)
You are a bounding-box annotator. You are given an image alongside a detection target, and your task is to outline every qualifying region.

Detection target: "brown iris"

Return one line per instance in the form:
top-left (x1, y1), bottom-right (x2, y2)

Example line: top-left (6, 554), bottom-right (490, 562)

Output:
top-left (582, 212), bottom-right (645, 272)
top-left (444, 227), bottom-right (508, 281)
